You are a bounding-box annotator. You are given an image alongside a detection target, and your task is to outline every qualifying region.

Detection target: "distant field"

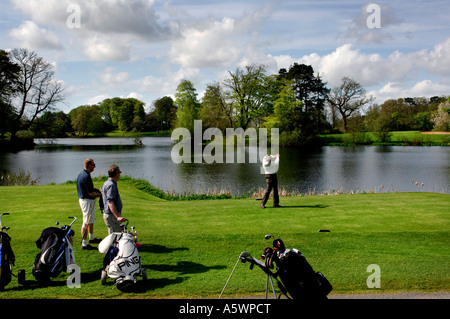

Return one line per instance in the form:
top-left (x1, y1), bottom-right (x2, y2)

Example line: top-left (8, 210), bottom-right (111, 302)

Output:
top-left (0, 181), bottom-right (448, 299)
top-left (319, 131), bottom-right (450, 146)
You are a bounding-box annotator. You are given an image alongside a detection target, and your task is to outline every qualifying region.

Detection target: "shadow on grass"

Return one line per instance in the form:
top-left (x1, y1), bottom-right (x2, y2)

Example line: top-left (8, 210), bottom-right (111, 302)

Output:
top-left (139, 243), bottom-right (189, 254)
top-left (96, 261), bottom-right (226, 294)
top-left (99, 274), bottom-right (185, 293)
top-left (147, 261), bottom-right (226, 275)
top-left (89, 244), bottom-right (225, 294)
top-left (266, 204), bottom-right (329, 209)
top-left (4, 244), bottom-right (225, 294)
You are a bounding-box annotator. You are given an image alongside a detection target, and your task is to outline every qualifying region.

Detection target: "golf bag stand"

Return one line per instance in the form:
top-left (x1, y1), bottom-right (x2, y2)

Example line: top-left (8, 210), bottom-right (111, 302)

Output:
top-left (218, 251), bottom-right (288, 299)
top-left (0, 213), bottom-right (15, 290)
top-left (98, 221), bottom-right (147, 292)
top-left (32, 216), bottom-right (77, 285)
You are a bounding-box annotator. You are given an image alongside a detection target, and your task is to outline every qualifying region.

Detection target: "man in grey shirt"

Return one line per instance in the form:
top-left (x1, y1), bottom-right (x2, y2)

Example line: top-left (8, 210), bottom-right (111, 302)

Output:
top-left (101, 165), bottom-right (127, 234)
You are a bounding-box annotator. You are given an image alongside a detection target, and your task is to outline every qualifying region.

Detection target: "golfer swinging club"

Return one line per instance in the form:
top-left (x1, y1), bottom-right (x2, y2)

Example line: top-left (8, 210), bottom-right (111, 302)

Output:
top-left (261, 154), bottom-right (282, 209)
top-left (76, 158), bottom-right (102, 250)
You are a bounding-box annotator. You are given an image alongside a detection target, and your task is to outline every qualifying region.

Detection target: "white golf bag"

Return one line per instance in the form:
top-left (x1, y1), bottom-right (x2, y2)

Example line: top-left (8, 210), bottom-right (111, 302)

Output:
top-left (99, 229), bottom-right (147, 291)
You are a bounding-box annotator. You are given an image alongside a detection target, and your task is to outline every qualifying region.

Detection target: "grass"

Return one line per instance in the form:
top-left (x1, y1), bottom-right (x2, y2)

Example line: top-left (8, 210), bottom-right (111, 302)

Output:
top-left (319, 131), bottom-right (450, 146)
top-left (0, 180), bottom-right (448, 299)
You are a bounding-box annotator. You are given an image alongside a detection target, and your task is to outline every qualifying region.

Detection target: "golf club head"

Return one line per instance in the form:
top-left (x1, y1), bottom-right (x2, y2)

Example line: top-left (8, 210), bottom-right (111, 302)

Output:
top-left (265, 234), bottom-right (274, 240)
top-left (240, 251), bottom-right (251, 258)
top-left (0, 212), bottom-right (9, 228)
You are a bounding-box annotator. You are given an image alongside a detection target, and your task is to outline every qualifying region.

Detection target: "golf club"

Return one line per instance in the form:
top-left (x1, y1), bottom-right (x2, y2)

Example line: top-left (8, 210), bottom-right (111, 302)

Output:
top-left (0, 213), bottom-right (10, 231)
top-left (219, 251), bottom-right (252, 299)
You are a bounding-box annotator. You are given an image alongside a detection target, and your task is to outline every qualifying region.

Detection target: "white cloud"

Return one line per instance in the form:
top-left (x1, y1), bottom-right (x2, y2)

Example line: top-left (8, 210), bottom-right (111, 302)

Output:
top-left (167, 3), bottom-right (273, 69)
top-left (264, 37), bottom-right (450, 90)
top-left (169, 17), bottom-right (241, 68)
top-left (9, 20), bottom-right (63, 50)
top-left (98, 67), bottom-right (130, 85)
top-left (237, 49), bottom-right (278, 74)
top-left (87, 94), bottom-right (110, 106)
top-left (83, 35), bottom-right (130, 61)
top-left (140, 67), bottom-right (200, 96)
top-left (126, 92), bottom-right (145, 102)
top-left (416, 37), bottom-right (450, 76)
top-left (369, 80), bottom-right (450, 104)
top-left (11, 0), bottom-right (173, 40)
top-left (10, 0), bottom-right (176, 61)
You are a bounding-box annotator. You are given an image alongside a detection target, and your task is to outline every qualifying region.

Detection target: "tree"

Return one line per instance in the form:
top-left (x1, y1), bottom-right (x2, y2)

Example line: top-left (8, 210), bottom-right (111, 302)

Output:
top-left (200, 83), bottom-right (234, 132)
top-left (277, 63), bottom-right (329, 136)
top-left (99, 97), bottom-right (146, 132)
top-left (414, 112), bottom-right (433, 131)
top-left (0, 50), bottom-right (21, 97)
top-left (69, 105), bottom-right (105, 137)
top-left (273, 82), bottom-right (303, 126)
top-left (265, 80), bottom-right (306, 146)
top-left (30, 111), bottom-right (72, 138)
top-left (153, 96), bottom-right (177, 132)
top-left (431, 99), bottom-right (450, 131)
top-left (223, 64), bottom-right (271, 129)
top-left (8, 48), bottom-right (64, 140)
top-left (0, 50), bottom-right (21, 138)
top-left (327, 77), bottom-right (374, 132)
top-left (174, 79), bottom-right (201, 134)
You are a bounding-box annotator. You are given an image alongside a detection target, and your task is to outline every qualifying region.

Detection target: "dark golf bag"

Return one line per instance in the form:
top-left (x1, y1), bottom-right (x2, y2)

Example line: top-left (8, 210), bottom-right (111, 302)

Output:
top-left (263, 239), bottom-right (332, 300)
top-left (0, 231), bottom-right (15, 290)
top-left (32, 223), bottom-right (76, 285)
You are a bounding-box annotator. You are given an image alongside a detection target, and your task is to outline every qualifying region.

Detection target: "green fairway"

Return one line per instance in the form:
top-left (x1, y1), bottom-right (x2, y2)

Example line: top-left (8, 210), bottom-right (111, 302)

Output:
top-left (319, 131), bottom-right (450, 146)
top-left (0, 181), bottom-right (448, 299)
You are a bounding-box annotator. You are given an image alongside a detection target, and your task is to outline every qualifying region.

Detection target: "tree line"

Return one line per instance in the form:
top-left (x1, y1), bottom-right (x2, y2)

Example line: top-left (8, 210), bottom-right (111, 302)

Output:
top-left (1, 48), bottom-right (449, 149)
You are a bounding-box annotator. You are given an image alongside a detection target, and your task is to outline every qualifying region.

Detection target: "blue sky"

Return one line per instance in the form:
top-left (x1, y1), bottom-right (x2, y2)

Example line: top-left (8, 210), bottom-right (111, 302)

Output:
top-left (1, 0), bottom-right (449, 113)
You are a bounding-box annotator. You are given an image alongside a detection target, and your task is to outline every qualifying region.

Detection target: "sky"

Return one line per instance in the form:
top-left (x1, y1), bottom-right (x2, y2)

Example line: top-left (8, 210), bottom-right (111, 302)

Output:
top-left (1, 0), bottom-right (449, 114)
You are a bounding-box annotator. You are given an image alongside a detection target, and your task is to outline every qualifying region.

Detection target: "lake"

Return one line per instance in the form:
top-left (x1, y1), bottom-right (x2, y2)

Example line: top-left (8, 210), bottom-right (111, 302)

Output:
top-left (0, 137), bottom-right (449, 195)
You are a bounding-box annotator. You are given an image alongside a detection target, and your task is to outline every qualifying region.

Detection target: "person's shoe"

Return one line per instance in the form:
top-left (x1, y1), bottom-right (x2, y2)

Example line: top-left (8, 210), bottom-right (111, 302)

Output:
top-left (273, 204), bottom-right (282, 208)
top-left (82, 244), bottom-right (96, 250)
top-left (89, 237), bottom-right (102, 244)
top-left (260, 202), bottom-right (266, 209)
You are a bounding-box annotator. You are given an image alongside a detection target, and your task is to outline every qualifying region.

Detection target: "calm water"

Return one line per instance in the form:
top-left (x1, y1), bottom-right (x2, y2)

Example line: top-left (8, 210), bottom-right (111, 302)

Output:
top-left (0, 137), bottom-right (449, 195)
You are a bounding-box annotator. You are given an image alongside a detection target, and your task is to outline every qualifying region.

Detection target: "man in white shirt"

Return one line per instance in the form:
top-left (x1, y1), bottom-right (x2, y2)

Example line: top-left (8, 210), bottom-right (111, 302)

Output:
top-left (261, 154), bottom-right (282, 208)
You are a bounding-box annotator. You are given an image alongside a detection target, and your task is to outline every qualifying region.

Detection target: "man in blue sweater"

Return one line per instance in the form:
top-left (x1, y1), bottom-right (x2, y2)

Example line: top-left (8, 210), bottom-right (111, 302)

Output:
top-left (77, 158), bottom-right (102, 250)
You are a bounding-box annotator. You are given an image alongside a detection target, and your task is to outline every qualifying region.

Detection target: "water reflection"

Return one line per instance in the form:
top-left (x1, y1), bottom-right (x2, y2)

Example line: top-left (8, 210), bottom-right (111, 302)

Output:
top-left (0, 137), bottom-right (449, 195)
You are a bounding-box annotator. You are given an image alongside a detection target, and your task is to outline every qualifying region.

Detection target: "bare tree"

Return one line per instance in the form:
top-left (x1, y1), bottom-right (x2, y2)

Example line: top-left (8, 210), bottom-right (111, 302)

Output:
top-left (9, 48), bottom-right (64, 139)
top-left (327, 77), bottom-right (374, 132)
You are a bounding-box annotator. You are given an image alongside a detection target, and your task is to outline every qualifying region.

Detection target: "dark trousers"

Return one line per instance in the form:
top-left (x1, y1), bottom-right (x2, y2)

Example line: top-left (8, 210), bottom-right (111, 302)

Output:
top-left (262, 174), bottom-right (279, 206)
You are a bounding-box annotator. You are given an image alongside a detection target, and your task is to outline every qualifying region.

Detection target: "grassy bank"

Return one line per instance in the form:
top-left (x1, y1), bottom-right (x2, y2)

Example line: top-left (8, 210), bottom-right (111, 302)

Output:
top-left (0, 181), bottom-right (448, 299)
top-left (319, 131), bottom-right (450, 146)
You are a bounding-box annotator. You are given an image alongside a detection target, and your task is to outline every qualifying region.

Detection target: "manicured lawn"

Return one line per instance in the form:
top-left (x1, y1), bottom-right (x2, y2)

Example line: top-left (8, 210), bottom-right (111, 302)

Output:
top-left (0, 182), bottom-right (448, 299)
top-left (319, 131), bottom-right (450, 145)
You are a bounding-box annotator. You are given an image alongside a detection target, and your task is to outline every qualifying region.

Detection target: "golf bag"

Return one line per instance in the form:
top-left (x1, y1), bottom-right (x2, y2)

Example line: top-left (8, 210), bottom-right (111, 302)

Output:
top-left (99, 221), bottom-right (146, 291)
top-left (263, 238), bottom-right (332, 300)
top-left (32, 217), bottom-right (77, 285)
top-left (0, 213), bottom-right (15, 290)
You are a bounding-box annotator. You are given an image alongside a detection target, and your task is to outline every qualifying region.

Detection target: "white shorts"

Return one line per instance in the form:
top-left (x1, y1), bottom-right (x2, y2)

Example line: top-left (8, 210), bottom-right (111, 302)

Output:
top-left (79, 198), bottom-right (95, 227)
